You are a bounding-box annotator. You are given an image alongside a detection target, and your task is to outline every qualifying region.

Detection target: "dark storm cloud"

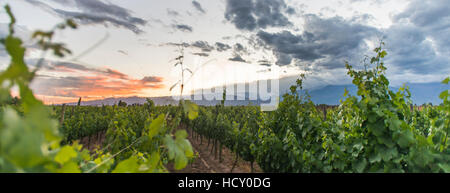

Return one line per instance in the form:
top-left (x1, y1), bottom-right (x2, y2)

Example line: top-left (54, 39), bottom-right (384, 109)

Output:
top-left (224, 0), bottom-right (256, 31)
top-left (257, 60), bottom-right (272, 66)
top-left (224, 0), bottom-right (293, 31)
top-left (257, 30), bottom-right (322, 64)
top-left (383, 0), bottom-right (450, 74)
top-left (228, 54), bottom-right (248, 63)
top-left (254, 0), bottom-right (292, 29)
top-left (191, 41), bottom-right (215, 52)
top-left (286, 7), bottom-right (296, 15)
top-left (217, 0), bottom-right (449, 77)
top-left (162, 41), bottom-right (233, 54)
top-left (384, 24), bottom-right (441, 74)
top-left (393, 0), bottom-right (450, 54)
top-left (52, 9), bottom-right (146, 34)
top-left (73, 0), bottom-right (145, 24)
top-left (233, 43), bottom-right (248, 55)
top-left (192, 1), bottom-right (206, 14)
top-left (24, 0), bottom-right (147, 34)
top-left (161, 41), bottom-right (251, 61)
top-left (227, 43), bottom-right (251, 63)
top-left (215, 42), bottom-right (232, 52)
top-left (256, 14), bottom-right (378, 67)
top-left (192, 52), bottom-right (209, 57)
top-left (394, 0), bottom-right (450, 28)
top-left (172, 24), bottom-right (193, 32)
top-left (250, 0), bottom-right (450, 76)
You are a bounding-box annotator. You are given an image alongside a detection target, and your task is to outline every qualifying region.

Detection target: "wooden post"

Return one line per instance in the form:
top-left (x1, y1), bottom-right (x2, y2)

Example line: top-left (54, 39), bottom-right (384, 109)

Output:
top-left (207, 137), bottom-right (210, 148)
top-left (211, 139), bottom-right (216, 156)
top-left (70, 97), bottom-right (81, 118)
top-left (219, 142), bottom-right (223, 163)
top-left (87, 135), bottom-right (91, 150)
top-left (214, 140), bottom-right (218, 159)
top-left (231, 150), bottom-right (239, 173)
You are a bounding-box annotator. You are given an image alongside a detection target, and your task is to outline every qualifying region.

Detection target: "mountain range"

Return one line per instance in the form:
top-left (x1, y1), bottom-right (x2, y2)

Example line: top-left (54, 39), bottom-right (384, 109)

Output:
top-left (64, 82), bottom-right (448, 106)
top-left (307, 82), bottom-right (448, 105)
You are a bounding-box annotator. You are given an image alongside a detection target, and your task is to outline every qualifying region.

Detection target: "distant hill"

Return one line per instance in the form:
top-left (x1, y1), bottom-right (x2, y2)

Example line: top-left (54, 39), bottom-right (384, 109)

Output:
top-left (65, 96), bottom-right (178, 106)
top-left (306, 82), bottom-right (448, 105)
top-left (63, 94), bottom-right (274, 107)
top-left (62, 82), bottom-right (448, 106)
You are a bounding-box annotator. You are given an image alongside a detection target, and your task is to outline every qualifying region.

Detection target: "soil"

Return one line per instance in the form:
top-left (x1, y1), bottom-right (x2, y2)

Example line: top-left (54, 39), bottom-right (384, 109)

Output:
top-left (169, 128), bottom-right (262, 173)
top-left (78, 128), bottom-right (262, 173)
top-left (78, 130), bottom-right (107, 152)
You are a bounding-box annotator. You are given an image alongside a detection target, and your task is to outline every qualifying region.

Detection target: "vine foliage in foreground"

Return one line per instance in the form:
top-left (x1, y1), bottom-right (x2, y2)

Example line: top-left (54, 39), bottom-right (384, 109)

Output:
top-left (0, 5), bottom-right (195, 173)
top-left (187, 42), bottom-right (449, 173)
top-left (253, 42), bottom-right (450, 172)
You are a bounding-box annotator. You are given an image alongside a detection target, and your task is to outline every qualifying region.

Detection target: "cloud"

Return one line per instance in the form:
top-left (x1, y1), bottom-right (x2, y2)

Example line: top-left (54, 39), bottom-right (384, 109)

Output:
top-left (48, 61), bottom-right (93, 71)
top-left (192, 1), bottom-right (206, 14)
top-left (382, 0), bottom-right (450, 75)
top-left (215, 42), bottom-right (232, 52)
top-left (24, 0), bottom-right (147, 34)
top-left (161, 41), bottom-right (251, 61)
top-left (228, 54), bottom-right (248, 63)
top-left (249, 0), bottom-right (449, 85)
top-left (393, 0), bottom-right (450, 54)
top-left (233, 43), bottom-right (248, 55)
top-left (172, 24), bottom-right (193, 33)
top-left (32, 60), bottom-right (131, 79)
top-left (190, 41), bottom-right (215, 52)
top-left (161, 41), bottom-right (235, 56)
top-left (141, 76), bottom-right (164, 83)
top-left (256, 14), bottom-right (379, 67)
top-left (167, 9), bottom-right (180, 17)
top-left (257, 60), bottom-right (272, 66)
top-left (117, 50), bottom-right (128, 55)
top-left (72, 0), bottom-right (145, 23)
top-left (394, 0), bottom-right (450, 28)
top-left (224, 0), bottom-right (293, 31)
top-left (160, 42), bottom-right (190, 48)
top-left (31, 75), bottom-right (163, 98)
top-left (29, 60), bottom-right (164, 98)
top-left (226, 43), bottom-right (251, 63)
top-left (192, 52), bottom-right (209, 57)
top-left (384, 24), bottom-right (437, 73)
top-left (104, 68), bottom-right (129, 79)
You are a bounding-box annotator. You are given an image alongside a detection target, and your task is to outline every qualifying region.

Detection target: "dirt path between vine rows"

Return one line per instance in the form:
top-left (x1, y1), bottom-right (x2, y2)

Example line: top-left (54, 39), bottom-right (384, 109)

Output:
top-left (78, 128), bottom-right (262, 173)
top-left (169, 129), bottom-right (262, 173)
top-left (79, 130), bottom-right (107, 152)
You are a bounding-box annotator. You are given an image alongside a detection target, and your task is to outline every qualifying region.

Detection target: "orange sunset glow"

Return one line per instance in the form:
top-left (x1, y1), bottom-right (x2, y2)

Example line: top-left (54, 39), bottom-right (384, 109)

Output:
top-left (29, 60), bottom-right (165, 104)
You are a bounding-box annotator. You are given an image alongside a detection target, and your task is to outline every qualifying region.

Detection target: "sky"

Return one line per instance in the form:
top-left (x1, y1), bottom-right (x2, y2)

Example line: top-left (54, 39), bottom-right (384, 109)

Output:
top-left (0, 0), bottom-right (449, 104)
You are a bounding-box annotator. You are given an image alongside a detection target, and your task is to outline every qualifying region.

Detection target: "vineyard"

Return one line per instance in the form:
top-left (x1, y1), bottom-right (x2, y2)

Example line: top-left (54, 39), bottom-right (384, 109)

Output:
top-left (0, 5), bottom-right (449, 173)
